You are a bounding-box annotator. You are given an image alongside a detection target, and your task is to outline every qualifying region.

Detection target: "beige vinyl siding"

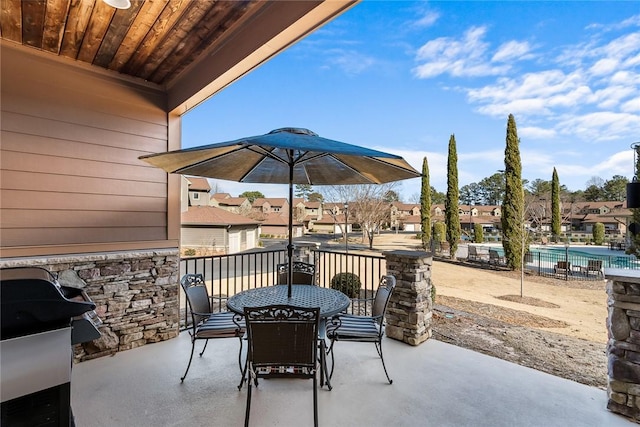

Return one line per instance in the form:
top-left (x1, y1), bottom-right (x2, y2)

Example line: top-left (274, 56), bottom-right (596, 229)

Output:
top-left (181, 227), bottom-right (227, 250)
top-left (0, 44), bottom-right (173, 257)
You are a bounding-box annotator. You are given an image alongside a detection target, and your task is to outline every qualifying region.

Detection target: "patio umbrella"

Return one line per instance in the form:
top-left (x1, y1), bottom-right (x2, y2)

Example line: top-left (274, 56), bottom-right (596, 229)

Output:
top-left (139, 127), bottom-right (420, 297)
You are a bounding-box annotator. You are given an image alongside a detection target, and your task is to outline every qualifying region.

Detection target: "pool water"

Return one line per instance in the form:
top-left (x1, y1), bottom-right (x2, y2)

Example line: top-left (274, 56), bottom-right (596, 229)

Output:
top-left (486, 244), bottom-right (640, 270)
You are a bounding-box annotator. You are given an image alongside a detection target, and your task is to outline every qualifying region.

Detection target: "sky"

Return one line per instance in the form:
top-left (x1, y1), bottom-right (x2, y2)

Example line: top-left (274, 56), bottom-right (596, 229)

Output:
top-left (182, 1), bottom-right (640, 203)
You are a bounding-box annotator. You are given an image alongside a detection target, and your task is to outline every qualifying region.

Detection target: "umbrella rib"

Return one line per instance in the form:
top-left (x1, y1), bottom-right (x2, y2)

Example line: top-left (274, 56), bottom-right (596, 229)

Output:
top-left (171, 145), bottom-right (248, 174)
top-left (336, 155), bottom-right (421, 184)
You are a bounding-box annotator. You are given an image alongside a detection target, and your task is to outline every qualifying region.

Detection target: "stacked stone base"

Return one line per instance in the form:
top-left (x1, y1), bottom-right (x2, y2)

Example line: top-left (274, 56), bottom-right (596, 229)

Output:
top-left (383, 250), bottom-right (432, 346)
top-left (0, 249), bottom-right (180, 362)
top-left (607, 271), bottom-right (640, 422)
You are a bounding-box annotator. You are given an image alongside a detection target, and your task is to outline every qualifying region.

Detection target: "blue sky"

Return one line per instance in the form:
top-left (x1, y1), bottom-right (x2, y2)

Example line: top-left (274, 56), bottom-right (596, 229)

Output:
top-left (182, 1), bottom-right (640, 202)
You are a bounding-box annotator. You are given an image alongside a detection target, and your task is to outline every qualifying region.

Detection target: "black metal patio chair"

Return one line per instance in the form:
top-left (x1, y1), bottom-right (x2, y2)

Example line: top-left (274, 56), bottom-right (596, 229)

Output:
top-left (243, 305), bottom-right (320, 427)
top-left (180, 274), bottom-right (245, 382)
top-left (277, 261), bottom-right (316, 285)
top-left (326, 275), bottom-right (396, 384)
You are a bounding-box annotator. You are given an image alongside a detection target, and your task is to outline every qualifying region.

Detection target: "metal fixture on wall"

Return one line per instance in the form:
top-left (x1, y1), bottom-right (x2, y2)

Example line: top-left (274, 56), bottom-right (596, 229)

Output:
top-left (627, 142), bottom-right (640, 208)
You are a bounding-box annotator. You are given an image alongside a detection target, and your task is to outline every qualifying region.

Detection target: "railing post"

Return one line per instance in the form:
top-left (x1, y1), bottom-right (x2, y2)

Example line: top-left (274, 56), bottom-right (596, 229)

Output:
top-left (383, 250), bottom-right (433, 346)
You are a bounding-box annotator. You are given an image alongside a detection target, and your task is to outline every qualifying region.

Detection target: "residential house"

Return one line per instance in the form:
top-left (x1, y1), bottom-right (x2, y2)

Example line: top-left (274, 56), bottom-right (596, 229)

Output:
top-left (181, 206), bottom-right (260, 254)
top-left (390, 202), bottom-right (420, 231)
top-left (0, 1), bottom-right (356, 357)
top-left (313, 213), bottom-right (350, 234)
top-left (181, 179), bottom-right (260, 253)
top-left (186, 177), bottom-right (211, 207)
top-left (572, 201), bottom-right (627, 234)
top-left (430, 204), bottom-right (501, 232)
top-left (260, 213), bottom-right (304, 238)
top-left (211, 193), bottom-right (252, 216)
top-left (252, 198), bottom-right (290, 217)
top-left (301, 200), bottom-right (323, 231)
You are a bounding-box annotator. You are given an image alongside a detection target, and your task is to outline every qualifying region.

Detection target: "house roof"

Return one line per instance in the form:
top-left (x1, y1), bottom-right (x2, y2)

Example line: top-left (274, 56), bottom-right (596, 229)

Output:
top-left (186, 177), bottom-right (211, 192)
top-left (2, 1), bottom-right (357, 114)
top-left (391, 202), bottom-right (419, 210)
top-left (182, 206), bottom-right (259, 226)
top-left (212, 193), bottom-right (232, 200)
top-left (253, 198), bottom-right (288, 208)
top-left (402, 215), bottom-right (422, 224)
top-left (216, 197), bottom-right (249, 207)
top-left (314, 214), bottom-right (347, 225)
top-left (260, 213), bottom-right (301, 227)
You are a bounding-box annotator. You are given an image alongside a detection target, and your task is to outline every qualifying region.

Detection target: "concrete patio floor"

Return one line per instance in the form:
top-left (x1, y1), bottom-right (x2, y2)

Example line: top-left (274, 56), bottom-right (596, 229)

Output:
top-left (71, 332), bottom-right (632, 427)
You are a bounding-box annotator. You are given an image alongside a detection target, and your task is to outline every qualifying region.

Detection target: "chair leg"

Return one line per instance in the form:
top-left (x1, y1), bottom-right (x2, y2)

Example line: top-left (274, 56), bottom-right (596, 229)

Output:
top-left (327, 339), bottom-right (336, 380)
top-left (244, 377), bottom-right (252, 427)
top-left (198, 339), bottom-right (209, 357)
top-left (375, 341), bottom-right (393, 384)
top-left (313, 373), bottom-right (318, 427)
top-left (180, 338), bottom-right (197, 383)
top-left (237, 337), bottom-right (248, 390)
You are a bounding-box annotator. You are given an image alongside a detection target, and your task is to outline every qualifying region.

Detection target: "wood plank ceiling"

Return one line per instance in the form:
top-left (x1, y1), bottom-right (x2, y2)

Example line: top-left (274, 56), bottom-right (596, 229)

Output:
top-left (0, 0), bottom-right (269, 86)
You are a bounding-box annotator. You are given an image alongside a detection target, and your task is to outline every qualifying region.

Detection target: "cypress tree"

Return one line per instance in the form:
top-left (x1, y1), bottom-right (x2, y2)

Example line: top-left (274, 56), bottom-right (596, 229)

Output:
top-left (420, 157), bottom-right (432, 249)
top-left (551, 167), bottom-right (561, 238)
top-left (501, 115), bottom-right (525, 269)
top-left (474, 223), bottom-right (484, 243)
top-left (445, 134), bottom-right (461, 259)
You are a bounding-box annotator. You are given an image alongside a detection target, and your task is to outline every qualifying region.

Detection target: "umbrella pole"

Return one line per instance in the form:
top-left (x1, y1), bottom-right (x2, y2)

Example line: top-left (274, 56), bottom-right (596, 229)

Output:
top-left (287, 162), bottom-right (294, 299)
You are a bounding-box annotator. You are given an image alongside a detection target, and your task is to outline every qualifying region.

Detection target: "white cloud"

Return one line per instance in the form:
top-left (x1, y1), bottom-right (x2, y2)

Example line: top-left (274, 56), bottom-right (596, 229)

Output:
top-left (324, 49), bottom-right (376, 75)
top-left (556, 112), bottom-right (640, 141)
top-left (621, 97), bottom-right (640, 113)
top-left (415, 11), bottom-right (440, 28)
top-left (589, 58), bottom-right (619, 76)
top-left (492, 41), bottom-right (534, 62)
top-left (519, 126), bottom-right (557, 139)
top-left (413, 26), bottom-right (511, 78)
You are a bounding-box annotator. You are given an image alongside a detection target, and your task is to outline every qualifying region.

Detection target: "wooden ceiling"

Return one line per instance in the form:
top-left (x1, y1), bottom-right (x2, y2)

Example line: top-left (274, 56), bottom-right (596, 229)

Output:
top-left (0, 0), bottom-right (293, 86)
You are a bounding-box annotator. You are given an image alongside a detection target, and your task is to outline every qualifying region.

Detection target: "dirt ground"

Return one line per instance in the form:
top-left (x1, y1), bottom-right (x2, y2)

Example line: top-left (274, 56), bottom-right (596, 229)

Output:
top-left (365, 233), bottom-right (609, 389)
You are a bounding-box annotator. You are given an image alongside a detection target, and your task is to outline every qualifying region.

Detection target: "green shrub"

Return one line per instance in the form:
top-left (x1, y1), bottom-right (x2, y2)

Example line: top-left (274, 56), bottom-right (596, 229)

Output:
top-left (473, 223), bottom-right (484, 243)
top-left (593, 222), bottom-right (605, 245)
top-left (430, 284), bottom-right (436, 303)
top-left (330, 272), bottom-right (361, 298)
top-left (184, 248), bottom-right (196, 257)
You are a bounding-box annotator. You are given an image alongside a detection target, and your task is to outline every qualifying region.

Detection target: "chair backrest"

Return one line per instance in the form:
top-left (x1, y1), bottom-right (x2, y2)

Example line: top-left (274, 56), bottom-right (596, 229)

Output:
top-left (244, 305), bottom-right (319, 369)
top-left (277, 262), bottom-right (316, 285)
top-left (180, 274), bottom-right (211, 326)
top-left (372, 275), bottom-right (396, 321)
top-left (557, 261), bottom-right (570, 269)
top-left (588, 260), bottom-right (602, 270)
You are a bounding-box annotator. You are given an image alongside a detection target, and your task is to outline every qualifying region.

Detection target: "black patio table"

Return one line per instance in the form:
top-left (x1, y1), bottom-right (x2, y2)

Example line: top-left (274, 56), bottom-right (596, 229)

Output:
top-left (227, 284), bottom-right (350, 390)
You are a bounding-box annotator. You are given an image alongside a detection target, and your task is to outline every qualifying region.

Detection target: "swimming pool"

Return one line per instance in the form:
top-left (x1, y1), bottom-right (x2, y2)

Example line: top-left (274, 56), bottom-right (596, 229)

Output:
top-left (484, 244), bottom-right (640, 270)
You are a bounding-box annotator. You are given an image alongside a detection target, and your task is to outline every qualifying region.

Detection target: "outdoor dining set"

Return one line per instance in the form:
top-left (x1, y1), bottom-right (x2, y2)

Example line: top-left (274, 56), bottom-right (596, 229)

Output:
top-left (179, 265), bottom-right (396, 427)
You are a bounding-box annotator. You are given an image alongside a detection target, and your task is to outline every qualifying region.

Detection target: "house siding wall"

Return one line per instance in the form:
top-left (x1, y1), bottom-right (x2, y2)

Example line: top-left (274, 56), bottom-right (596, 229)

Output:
top-left (1, 44), bottom-right (174, 257)
top-left (181, 226), bottom-right (227, 250)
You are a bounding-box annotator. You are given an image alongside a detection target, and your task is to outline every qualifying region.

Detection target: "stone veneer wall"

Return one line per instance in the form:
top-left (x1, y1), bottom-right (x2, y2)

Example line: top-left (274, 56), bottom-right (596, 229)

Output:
top-left (0, 249), bottom-right (180, 362)
top-left (383, 250), bottom-right (433, 346)
top-left (606, 269), bottom-right (640, 422)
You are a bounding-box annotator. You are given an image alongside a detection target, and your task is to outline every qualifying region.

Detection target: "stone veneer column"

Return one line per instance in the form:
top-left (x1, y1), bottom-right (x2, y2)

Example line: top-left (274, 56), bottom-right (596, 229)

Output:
top-left (383, 250), bottom-right (432, 346)
top-left (0, 249), bottom-right (180, 362)
top-left (606, 269), bottom-right (640, 422)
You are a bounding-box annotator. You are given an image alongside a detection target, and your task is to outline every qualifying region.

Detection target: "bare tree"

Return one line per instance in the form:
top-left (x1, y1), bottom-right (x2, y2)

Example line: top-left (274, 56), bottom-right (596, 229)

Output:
top-left (322, 183), bottom-right (398, 249)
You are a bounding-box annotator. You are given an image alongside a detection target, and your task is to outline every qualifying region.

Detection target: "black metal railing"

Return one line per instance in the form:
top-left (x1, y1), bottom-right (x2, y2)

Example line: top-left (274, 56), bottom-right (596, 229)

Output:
top-left (467, 244), bottom-right (640, 280)
top-left (310, 249), bottom-right (386, 315)
top-left (180, 249), bottom-right (286, 327)
top-left (179, 248), bottom-right (386, 327)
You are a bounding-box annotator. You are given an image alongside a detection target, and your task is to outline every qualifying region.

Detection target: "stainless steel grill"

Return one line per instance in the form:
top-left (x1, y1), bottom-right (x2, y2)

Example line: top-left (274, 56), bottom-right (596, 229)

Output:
top-left (1, 267), bottom-right (102, 426)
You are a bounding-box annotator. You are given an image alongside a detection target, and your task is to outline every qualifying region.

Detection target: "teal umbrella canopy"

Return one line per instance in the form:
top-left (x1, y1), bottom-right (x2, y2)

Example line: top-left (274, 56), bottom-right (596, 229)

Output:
top-left (140, 128), bottom-right (420, 296)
